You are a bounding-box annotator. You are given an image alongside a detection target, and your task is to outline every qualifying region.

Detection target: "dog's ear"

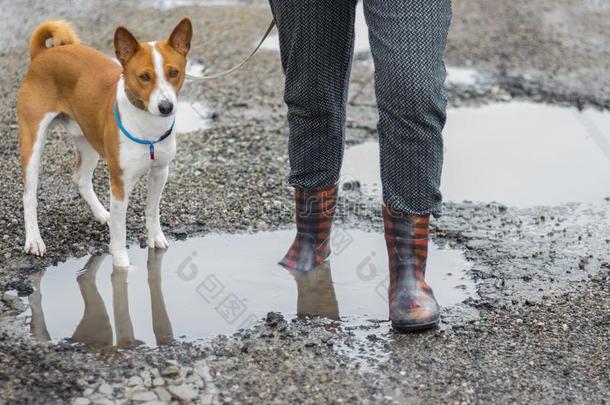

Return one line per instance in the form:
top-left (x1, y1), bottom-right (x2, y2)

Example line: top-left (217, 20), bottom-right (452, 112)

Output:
top-left (168, 18), bottom-right (192, 56)
top-left (114, 26), bottom-right (140, 65)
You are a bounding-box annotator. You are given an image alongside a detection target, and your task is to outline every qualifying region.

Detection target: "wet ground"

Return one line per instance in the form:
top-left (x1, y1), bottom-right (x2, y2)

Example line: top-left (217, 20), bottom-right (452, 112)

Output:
top-left (20, 230), bottom-right (475, 348)
top-left (1, 0), bottom-right (610, 404)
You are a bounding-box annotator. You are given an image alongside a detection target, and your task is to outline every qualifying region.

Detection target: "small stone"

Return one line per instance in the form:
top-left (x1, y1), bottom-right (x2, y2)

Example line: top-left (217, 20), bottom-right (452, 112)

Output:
top-left (161, 365), bottom-right (180, 378)
top-left (194, 363), bottom-right (214, 383)
top-left (168, 385), bottom-right (198, 401)
top-left (73, 398), bottom-right (91, 405)
top-left (97, 383), bottom-right (113, 396)
top-left (152, 377), bottom-right (165, 387)
top-left (256, 220), bottom-right (269, 230)
top-left (128, 376), bottom-right (144, 386)
top-left (1, 293), bottom-right (22, 310)
top-left (130, 391), bottom-right (158, 402)
top-left (200, 394), bottom-right (216, 405)
top-left (266, 312), bottom-right (284, 326)
top-left (140, 370), bottom-right (152, 387)
top-left (154, 387), bottom-right (172, 402)
top-left (91, 399), bottom-right (113, 405)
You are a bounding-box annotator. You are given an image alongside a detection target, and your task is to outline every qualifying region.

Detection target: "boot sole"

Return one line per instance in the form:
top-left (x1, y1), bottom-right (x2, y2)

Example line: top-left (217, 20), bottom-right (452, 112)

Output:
top-left (392, 318), bottom-right (440, 333)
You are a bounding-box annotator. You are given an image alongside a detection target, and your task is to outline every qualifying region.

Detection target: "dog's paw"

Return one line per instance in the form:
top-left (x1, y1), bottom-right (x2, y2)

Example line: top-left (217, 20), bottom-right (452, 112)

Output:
top-left (112, 249), bottom-right (130, 268)
top-left (92, 208), bottom-right (110, 225)
top-left (148, 232), bottom-right (169, 249)
top-left (24, 236), bottom-right (46, 256)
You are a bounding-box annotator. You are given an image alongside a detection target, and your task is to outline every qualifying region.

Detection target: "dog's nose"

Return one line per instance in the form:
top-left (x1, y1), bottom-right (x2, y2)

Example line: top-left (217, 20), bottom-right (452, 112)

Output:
top-left (158, 100), bottom-right (174, 115)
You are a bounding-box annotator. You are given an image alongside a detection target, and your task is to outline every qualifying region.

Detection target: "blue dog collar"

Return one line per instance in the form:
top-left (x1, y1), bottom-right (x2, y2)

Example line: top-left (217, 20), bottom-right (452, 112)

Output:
top-left (114, 102), bottom-right (175, 160)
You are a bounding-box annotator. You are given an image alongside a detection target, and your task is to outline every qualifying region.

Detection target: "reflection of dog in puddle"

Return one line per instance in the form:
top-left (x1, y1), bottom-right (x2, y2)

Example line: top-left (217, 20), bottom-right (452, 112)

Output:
top-left (28, 249), bottom-right (173, 350)
top-left (287, 262), bottom-right (340, 321)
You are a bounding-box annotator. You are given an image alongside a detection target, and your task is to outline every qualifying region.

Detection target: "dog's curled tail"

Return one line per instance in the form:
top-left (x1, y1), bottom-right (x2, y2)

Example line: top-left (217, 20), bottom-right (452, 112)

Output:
top-left (29, 20), bottom-right (80, 61)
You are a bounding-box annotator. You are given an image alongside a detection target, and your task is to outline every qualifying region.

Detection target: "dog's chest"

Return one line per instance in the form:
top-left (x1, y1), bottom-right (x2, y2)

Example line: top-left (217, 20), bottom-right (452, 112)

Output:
top-left (119, 132), bottom-right (176, 174)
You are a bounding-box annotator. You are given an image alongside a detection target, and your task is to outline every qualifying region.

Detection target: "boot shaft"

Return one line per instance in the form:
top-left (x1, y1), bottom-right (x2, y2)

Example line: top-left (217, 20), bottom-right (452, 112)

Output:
top-left (383, 206), bottom-right (430, 279)
top-left (382, 205), bottom-right (439, 330)
top-left (280, 185), bottom-right (338, 272)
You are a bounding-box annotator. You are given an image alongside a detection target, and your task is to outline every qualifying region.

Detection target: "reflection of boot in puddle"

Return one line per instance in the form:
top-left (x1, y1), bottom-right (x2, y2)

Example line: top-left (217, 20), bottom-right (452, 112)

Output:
top-left (71, 255), bottom-right (113, 349)
top-left (112, 265), bottom-right (144, 349)
top-left (28, 271), bottom-right (51, 342)
top-left (290, 262), bottom-right (340, 321)
top-left (147, 248), bottom-right (174, 345)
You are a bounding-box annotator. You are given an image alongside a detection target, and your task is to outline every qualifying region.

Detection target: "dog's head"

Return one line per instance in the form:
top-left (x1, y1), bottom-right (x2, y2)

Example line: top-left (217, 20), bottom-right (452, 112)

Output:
top-left (114, 18), bottom-right (192, 116)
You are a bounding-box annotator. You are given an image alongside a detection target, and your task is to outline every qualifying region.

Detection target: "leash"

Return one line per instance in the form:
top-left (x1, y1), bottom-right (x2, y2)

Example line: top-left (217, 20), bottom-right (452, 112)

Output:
top-left (114, 102), bottom-right (175, 160)
top-left (185, 19), bottom-right (276, 81)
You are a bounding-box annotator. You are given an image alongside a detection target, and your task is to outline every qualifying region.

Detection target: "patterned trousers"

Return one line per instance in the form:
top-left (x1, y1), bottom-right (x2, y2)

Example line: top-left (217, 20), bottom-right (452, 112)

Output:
top-left (269, 0), bottom-right (452, 217)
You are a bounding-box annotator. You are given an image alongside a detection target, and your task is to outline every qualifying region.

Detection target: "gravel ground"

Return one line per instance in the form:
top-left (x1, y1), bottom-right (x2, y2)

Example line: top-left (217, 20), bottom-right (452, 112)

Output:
top-left (0, 0), bottom-right (609, 403)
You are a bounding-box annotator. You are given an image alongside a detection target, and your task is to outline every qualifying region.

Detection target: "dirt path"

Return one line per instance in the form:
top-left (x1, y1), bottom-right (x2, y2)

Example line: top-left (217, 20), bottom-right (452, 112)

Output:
top-left (0, 1), bottom-right (609, 403)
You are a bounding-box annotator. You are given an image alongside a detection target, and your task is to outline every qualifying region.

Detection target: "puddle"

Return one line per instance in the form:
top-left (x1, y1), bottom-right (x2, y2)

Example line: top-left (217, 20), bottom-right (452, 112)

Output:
top-left (261, 1), bottom-right (370, 55)
top-left (186, 60), bottom-right (208, 77)
top-left (175, 101), bottom-right (212, 133)
top-left (342, 102), bottom-right (610, 207)
top-left (21, 229), bottom-right (474, 349)
top-left (446, 67), bottom-right (480, 86)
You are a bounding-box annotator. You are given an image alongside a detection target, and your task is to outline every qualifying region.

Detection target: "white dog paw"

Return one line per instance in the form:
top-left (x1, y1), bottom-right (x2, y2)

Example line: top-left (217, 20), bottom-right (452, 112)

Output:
top-left (24, 236), bottom-right (46, 257)
top-left (93, 208), bottom-right (111, 225)
top-left (112, 250), bottom-right (130, 268)
top-left (148, 232), bottom-right (169, 249)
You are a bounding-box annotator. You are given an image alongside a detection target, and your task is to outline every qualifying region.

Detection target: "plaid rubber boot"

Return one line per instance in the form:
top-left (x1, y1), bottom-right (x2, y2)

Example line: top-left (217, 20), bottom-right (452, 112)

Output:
top-left (384, 205), bottom-right (440, 332)
top-left (279, 185), bottom-right (337, 272)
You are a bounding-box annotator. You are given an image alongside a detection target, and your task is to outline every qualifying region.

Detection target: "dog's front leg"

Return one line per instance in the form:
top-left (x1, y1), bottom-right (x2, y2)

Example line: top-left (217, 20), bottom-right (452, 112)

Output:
top-left (110, 193), bottom-right (130, 267)
top-left (146, 165), bottom-right (170, 249)
top-left (109, 173), bottom-right (136, 268)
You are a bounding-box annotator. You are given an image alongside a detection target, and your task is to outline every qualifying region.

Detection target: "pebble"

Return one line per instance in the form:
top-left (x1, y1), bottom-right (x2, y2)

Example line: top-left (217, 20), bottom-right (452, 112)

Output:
top-left (154, 387), bottom-right (172, 402)
top-left (97, 383), bottom-right (113, 396)
top-left (91, 399), bottom-right (113, 405)
top-left (128, 376), bottom-right (144, 386)
top-left (168, 384), bottom-right (198, 401)
top-left (161, 365), bottom-right (180, 378)
top-left (1, 292), bottom-right (22, 310)
top-left (130, 391), bottom-right (159, 402)
top-left (140, 370), bottom-right (152, 387)
top-left (152, 377), bottom-right (165, 387)
top-left (73, 398), bottom-right (91, 405)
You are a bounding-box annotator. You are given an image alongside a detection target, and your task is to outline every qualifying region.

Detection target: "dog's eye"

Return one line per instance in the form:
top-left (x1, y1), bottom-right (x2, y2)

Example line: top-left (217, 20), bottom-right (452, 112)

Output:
top-left (169, 68), bottom-right (179, 78)
top-left (139, 73), bottom-right (151, 82)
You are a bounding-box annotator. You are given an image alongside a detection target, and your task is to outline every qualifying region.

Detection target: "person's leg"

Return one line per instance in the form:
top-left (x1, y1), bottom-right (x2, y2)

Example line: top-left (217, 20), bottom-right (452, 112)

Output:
top-left (363, 0), bottom-right (452, 330)
top-left (270, 0), bottom-right (358, 271)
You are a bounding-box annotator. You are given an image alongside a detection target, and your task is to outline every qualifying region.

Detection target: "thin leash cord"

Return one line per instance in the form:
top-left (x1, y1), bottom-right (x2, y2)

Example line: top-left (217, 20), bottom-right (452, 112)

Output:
top-left (185, 19), bottom-right (276, 82)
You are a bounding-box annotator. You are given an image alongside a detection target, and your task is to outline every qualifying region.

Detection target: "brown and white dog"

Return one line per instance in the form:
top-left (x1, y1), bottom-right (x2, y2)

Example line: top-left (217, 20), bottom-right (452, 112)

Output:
top-left (18, 19), bottom-right (192, 267)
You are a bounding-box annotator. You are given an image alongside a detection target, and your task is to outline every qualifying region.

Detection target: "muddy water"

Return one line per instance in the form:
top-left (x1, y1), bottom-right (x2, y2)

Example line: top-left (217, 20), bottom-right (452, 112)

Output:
top-left (342, 102), bottom-right (610, 207)
top-left (446, 67), bottom-right (480, 86)
top-left (22, 229), bottom-right (474, 349)
top-left (176, 101), bottom-right (212, 133)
